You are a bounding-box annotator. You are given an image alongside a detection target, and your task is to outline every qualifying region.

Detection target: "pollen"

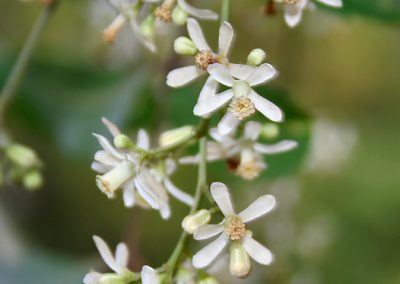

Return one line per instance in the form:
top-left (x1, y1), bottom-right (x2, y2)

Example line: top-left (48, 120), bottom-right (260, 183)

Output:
top-left (194, 50), bottom-right (215, 71)
top-left (235, 160), bottom-right (264, 180)
top-left (225, 216), bottom-right (246, 241)
top-left (228, 97), bottom-right (256, 120)
top-left (154, 5), bottom-right (172, 22)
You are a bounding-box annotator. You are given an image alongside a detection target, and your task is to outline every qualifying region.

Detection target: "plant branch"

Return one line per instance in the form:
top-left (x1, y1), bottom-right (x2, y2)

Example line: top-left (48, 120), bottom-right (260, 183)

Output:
top-left (221, 0), bottom-right (231, 23)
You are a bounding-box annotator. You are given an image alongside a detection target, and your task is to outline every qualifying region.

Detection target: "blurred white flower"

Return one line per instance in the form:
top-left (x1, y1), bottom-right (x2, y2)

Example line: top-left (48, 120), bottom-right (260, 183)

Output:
top-left (279, 0), bottom-right (343, 28)
top-left (195, 63), bottom-right (282, 135)
top-left (181, 121), bottom-right (297, 179)
top-left (192, 182), bottom-right (275, 277)
top-left (84, 235), bottom-right (159, 284)
top-left (175, 0), bottom-right (218, 21)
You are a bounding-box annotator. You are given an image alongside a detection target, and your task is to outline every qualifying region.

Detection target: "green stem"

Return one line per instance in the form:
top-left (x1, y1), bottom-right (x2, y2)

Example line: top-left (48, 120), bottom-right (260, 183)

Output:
top-left (221, 0), bottom-right (231, 23)
top-left (164, 137), bottom-right (208, 282)
top-left (0, 2), bottom-right (56, 129)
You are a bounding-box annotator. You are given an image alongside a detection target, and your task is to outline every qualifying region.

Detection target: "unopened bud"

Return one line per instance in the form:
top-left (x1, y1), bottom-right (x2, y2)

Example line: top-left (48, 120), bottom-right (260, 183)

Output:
top-left (96, 161), bottom-right (135, 197)
top-left (140, 15), bottom-right (156, 38)
top-left (261, 123), bottom-right (280, 139)
top-left (198, 276), bottom-right (219, 284)
top-left (246, 48), bottom-right (266, 66)
top-left (172, 5), bottom-right (188, 25)
top-left (182, 209), bottom-right (211, 234)
top-left (229, 242), bottom-right (251, 278)
top-left (174, 37), bottom-right (198, 55)
top-left (114, 134), bottom-right (134, 149)
top-left (159, 125), bottom-right (194, 147)
top-left (99, 273), bottom-right (125, 284)
top-left (23, 170), bottom-right (43, 191)
top-left (6, 144), bottom-right (40, 169)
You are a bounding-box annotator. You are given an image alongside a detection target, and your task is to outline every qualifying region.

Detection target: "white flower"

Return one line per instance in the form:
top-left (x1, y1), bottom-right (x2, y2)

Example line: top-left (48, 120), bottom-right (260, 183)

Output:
top-left (176, 0), bottom-right (218, 21)
top-left (281, 0), bottom-right (343, 28)
top-left (194, 63), bottom-right (282, 135)
top-left (181, 121), bottom-right (297, 179)
top-left (84, 235), bottom-right (159, 284)
top-left (103, 0), bottom-right (158, 52)
top-left (155, 0), bottom-right (217, 23)
top-left (192, 182), bottom-right (276, 277)
top-left (92, 118), bottom-right (193, 219)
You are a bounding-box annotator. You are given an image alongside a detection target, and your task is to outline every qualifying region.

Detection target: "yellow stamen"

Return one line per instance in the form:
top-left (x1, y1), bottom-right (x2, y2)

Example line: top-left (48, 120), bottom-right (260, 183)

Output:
top-left (228, 97), bottom-right (256, 120)
top-left (225, 216), bottom-right (246, 241)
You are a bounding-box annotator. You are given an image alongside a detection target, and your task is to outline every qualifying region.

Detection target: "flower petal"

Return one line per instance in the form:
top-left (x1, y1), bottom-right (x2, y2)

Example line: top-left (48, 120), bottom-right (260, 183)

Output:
top-left (93, 133), bottom-right (124, 160)
top-left (209, 127), bottom-right (236, 145)
top-left (284, 3), bottom-right (305, 28)
top-left (249, 90), bottom-right (283, 122)
top-left (193, 89), bottom-right (234, 117)
top-left (122, 179), bottom-right (136, 208)
top-left (92, 235), bottom-right (119, 272)
top-left (134, 176), bottom-right (160, 209)
top-left (198, 76), bottom-right (219, 102)
top-left (137, 129), bottom-right (150, 150)
top-left (316, 0), bottom-right (342, 7)
top-left (187, 18), bottom-right (210, 51)
top-left (254, 140), bottom-right (298, 154)
top-left (141, 265), bottom-right (159, 284)
top-left (115, 243), bottom-right (129, 268)
top-left (246, 63), bottom-right (278, 86)
top-left (244, 121), bottom-right (262, 141)
top-left (83, 271), bottom-right (102, 284)
top-left (91, 161), bottom-right (111, 174)
top-left (242, 234), bottom-right (274, 265)
top-left (163, 178), bottom-right (194, 206)
top-left (102, 117), bottom-right (121, 137)
top-left (218, 21), bottom-right (234, 57)
top-left (207, 64), bottom-right (235, 87)
top-left (194, 224), bottom-right (224, 240)
top-left (129, 18), bottom-right (157, 53)
top-left (238, 195), bottom-right (276, 223)
top-left (210, 182), bottom-right (235, 216)
top-left (228, 64), bottom-right (257, 80)
top-left (192, 233), bottom-right (229, 268)
top-left (178, 0), bottom-right (218, 20)
top-left (217, 112), bottom-right (240, 136)
top-left (94, 150), bottom-right (120, 167)
top-left (167, 66), bottom-right (204, 87)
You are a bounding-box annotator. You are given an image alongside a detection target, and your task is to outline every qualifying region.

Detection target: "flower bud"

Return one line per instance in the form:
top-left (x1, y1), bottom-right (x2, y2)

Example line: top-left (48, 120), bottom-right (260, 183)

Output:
top-left (229, 242), bottom-right (251, 278)
top-left (96, 161), bottom-right (135, 197)
top-left (172, 5), bottom-right (189, 25)
top-left (6, 144), bottom-right (40, 169)
top-left (174, 37), bottom-right (198, 56)
top-left (181, 209), bottom-right (211, 234)
top-left (140, 15), bottom-right (156, 38)
top-left (99, 273), bottom-right (125, 284)
top-left (159, 125), bottom-right (194, 147)
top-left (261, 123), bottom-right (280, 139)
top-left (23, 170), bottom-right (43, 191)
top-left (114, 134), bottom-right (135, 149)
top-left (198, 276), bottom-right (219, 284)
top-left (246, 48), bottom-right (266, 66)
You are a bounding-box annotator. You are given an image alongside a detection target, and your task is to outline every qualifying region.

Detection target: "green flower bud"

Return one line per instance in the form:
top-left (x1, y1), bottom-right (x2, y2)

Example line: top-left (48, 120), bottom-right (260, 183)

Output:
top-left (114, 134), bottom-right (135, 149)
top-left (140, 15), bottom-right (156, 38)
top-left (198, 276), bottom-right (219, 284)
top-left (6, 144), bottom-right (40, 169)
top-left (23, 170), bottom-right (43, 191)
top-left (181, 209), bottom-right (211, 234)
top-left (246, 48), bottom-right (266, 66)
top-left (172, 5), bottom-right (188, 25)
top-left (229, 242), bottom-right (251, 278)
top-left (261, 123), bottom-right (280, 139)
top-left (159, 125), bottom-right (194, 147)
top-left (174, 37), bottom-right (198, 56)
top-left (99, 273), bottom-right (125, 284)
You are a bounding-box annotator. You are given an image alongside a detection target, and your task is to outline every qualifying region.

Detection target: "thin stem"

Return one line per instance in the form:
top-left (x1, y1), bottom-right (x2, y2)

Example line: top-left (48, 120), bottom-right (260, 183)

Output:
top-left (221, 0), bottom-right (231, 23)
top-left (0, 2), bottom-right (56, 128)
top-left (165, 137), bottom-right (208, 282)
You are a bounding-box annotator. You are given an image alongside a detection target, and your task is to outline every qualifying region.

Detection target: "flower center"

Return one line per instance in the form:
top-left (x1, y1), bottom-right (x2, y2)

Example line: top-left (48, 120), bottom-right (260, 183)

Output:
top-left (235, 160), bottom-right (265, 180)
top-left (194, 50), bottom-right (215, 71)
top-left (225, 216), bottom-right (246, 241)
top-left (154, 5), bottom-right (172, 22)
top-left (228, 97), bottom-right (256, 120)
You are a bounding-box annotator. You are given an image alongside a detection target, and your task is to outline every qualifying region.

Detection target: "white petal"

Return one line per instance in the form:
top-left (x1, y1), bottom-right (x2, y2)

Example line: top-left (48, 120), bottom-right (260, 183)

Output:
top-left (198, 76), bottom-right (219, 102)
top-left (115, 243), bottom-right (129, 268)
top-left (193, 224), bottom-right (224, 240)
top-left (178, 0), bottom-right (218, 20)
top-left (102, 117), bottom-right (121, 137)
top-left (207, 64), bottom-right (235, 87)
top-left (91, 161), bottom-right (111, 174)
top-left (192, 233), bottom-right (229, 268)
top-left (248, 90), bottom-right (283, 122)
top-left (254, 140), bottom-right (298, 154)
top-left (217, 113), bottom-right (240, 136)
top-left (210, 182), bottom-right (235, 216)
top-left (167, 66), bottom-right (204, 87)
top-left (284, 4), bottom-right (304, 28)
top-left (163, 178), bottom-right (194, 206)
top-left (94, 150), bottom-right (120, 167)
top-left (238, 195), bottom-right (276, 223)
top-left (165, 158), bottom-right (176, 175)
top-left (228, 64), bottom-right (257, 80)
top-left (218, 21), bottom-right (234, 57)
top-left (159, 201), bottom-right (171, 219)
top-left (209, 127), bottom-right (236, 145)
top-left (187, 18), bottom-right (210, 51)
top-left (93, 133), bottom-right (124, 160)
top-left (246, 63), bottom-right (278, 86)
top-left (193, 89), bottom-right (234, 117)
top-left (242, 234), bottom-right (274, 265)
top-left (316, 0), bottom-right (342, 7)
top-left (179, 155), bottom-right (200, 164)
top-left (83, 271), bottom-right (102, 284)
top-left (92, 236), bottom-right (119, 272)
top-left (141, 265), bottom-right (159, 284)
top-left (134, 176), bottom-right (160, 209)
top-left (129, 19), bottom-right (157, 53)
top-left (122, 180), bottom-right (136, 208)
top-left (137, 129), bottom-right (150, 150)
top-left (244, 121), bottom-right (262, 141)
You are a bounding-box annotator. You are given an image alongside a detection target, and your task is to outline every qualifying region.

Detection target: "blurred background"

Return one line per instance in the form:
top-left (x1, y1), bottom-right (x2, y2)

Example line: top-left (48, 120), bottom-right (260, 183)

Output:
top-left (0, 0), bottom-right (399, 283)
